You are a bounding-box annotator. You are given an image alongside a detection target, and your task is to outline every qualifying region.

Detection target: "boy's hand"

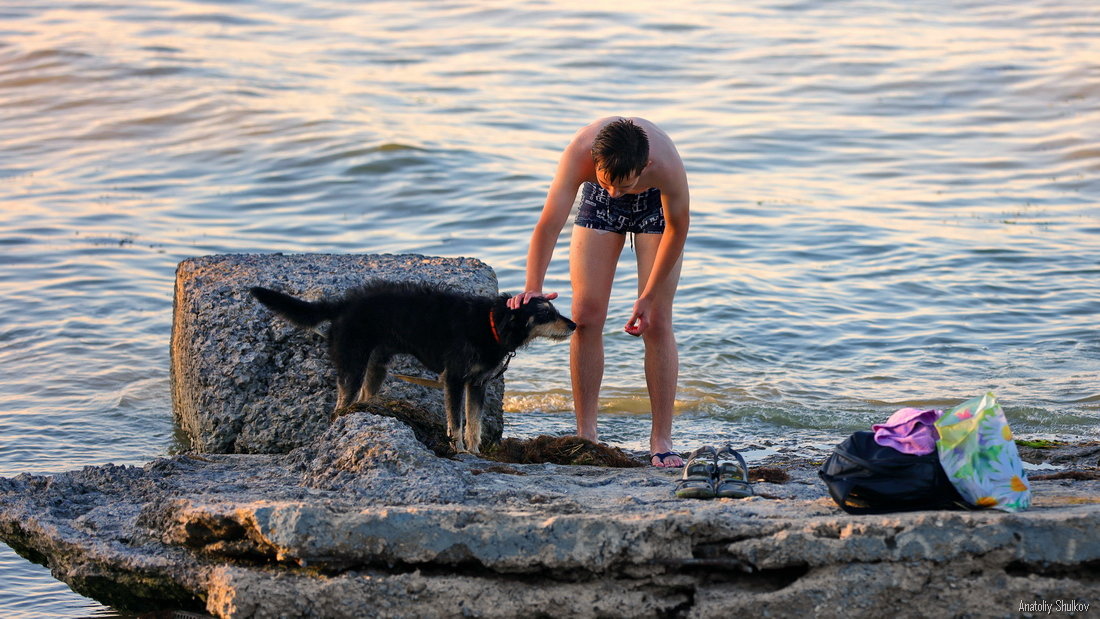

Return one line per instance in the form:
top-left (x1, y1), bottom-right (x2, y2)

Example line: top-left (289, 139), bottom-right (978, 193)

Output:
top-left (624, 297), bottom-right (651, 336)
top-left (508, 291), bottom-right (558, 310)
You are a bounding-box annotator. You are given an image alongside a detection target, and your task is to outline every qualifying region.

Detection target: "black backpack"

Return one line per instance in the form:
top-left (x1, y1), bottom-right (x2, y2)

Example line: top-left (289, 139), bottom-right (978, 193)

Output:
top-left (818, 431), bottom-right (968, 514)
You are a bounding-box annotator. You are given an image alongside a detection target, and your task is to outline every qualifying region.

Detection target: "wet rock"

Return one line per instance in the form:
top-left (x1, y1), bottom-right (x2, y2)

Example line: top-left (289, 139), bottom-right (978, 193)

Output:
top-left (1018, 441), bottom-right (1100, 468)
top-left (170, 253), bottom-right (505, 454)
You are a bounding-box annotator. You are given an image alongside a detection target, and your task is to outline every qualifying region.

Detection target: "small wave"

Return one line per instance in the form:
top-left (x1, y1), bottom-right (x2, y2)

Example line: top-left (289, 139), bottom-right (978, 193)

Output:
top-left (503, 392), bottom-right (572, 414)
top-left (1064, 147), bottom-right (1100, 163)
top-left (374, 143), bottom-right (425, 153)
top-left (345, 155), bottom-right (432, 176)
top-left (1057, 394), bottom-right (1100, 405)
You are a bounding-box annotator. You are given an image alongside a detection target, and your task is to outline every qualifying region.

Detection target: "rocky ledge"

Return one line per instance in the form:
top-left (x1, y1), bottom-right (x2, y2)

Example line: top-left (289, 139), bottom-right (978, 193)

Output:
top-left (3, 253), bottom-right (1099, 617)
top-left (1, 413), bottom-right (1098, 618)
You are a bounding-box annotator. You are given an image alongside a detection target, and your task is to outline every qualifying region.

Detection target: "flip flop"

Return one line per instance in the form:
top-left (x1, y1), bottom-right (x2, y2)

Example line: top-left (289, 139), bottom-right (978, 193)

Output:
top-left (675, 446), bottom-right (717, 499)
top-left (715, 444), bottom-right (754, 499)
top-left (651, 451), bottom-right (683, 467)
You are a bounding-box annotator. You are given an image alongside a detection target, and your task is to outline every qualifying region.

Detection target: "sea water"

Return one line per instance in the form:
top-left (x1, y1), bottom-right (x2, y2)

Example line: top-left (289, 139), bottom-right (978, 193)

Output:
top-left (1, 0), bottom-right (1097, 614)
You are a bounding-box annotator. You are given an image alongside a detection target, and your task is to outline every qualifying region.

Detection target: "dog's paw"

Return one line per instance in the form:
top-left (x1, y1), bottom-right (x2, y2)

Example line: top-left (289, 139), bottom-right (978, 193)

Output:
top-left (451, 436), bottom-right (466, 454)
top-left (463, 432), bottom-right (481, 455)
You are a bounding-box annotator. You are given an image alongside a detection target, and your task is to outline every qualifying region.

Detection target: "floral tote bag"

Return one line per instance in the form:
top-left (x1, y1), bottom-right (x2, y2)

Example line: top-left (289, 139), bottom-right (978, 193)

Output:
top-left (935, 393), bottom-right (1031, 512)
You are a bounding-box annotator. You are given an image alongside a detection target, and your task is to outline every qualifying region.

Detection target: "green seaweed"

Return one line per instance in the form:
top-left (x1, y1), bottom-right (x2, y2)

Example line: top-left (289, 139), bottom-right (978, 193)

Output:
top-left (1015, 439), bottom-right (1068, 449)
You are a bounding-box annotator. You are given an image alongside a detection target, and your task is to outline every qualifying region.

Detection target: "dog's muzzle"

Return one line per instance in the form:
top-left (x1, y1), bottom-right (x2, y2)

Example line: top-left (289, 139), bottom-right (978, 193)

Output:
top-left (539, 318), bottom-right (577, 340)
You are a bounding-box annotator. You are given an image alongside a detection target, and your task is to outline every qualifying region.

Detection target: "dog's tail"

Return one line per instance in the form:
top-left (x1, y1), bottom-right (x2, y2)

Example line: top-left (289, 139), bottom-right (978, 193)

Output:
top-left (250, 287), bottom-right (341, 328)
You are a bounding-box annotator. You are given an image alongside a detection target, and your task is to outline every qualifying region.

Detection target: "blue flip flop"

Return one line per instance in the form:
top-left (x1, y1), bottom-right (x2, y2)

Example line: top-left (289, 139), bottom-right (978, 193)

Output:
top-left (651, 451), bottom-right (683, 467)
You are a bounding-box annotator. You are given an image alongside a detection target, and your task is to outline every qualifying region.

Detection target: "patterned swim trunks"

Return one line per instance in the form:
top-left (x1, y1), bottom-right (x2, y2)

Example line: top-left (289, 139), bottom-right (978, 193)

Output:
top-left (574, 182), bottom-right (665, 235)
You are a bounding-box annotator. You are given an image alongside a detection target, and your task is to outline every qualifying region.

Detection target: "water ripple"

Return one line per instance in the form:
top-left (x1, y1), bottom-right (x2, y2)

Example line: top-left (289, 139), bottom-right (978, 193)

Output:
top-left (1, 0), bottom-right (1099, 612)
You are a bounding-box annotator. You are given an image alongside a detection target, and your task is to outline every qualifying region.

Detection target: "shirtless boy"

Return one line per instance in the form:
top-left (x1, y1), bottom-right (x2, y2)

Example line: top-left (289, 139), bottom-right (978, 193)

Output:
top-left (509, 117), bottom-right (689, 467)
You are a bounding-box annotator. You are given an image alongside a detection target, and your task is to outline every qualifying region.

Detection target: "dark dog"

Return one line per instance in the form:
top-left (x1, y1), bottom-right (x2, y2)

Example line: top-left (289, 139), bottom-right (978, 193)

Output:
top-left (250, 282), bottom-right (576, 453)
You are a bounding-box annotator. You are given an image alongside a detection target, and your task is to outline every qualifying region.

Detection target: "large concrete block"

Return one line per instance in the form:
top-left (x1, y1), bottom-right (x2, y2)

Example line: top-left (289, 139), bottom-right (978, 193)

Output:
top-left (170, 253), bottom-right (504, 454)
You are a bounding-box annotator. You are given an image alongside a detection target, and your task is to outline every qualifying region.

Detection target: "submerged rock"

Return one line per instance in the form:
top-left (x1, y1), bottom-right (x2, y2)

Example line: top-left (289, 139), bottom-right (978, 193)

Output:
top-left (170, 253), bottom-right (505, 454)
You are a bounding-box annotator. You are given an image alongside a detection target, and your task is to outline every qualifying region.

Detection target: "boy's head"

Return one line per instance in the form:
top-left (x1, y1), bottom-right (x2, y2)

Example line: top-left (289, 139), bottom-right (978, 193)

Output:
top-left (591, 118), bottom-right (649, 185)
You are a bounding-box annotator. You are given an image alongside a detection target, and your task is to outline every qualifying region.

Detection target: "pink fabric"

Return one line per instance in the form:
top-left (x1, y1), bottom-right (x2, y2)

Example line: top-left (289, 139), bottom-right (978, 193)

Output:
top-left (872, 408), bottom-right (943, 455)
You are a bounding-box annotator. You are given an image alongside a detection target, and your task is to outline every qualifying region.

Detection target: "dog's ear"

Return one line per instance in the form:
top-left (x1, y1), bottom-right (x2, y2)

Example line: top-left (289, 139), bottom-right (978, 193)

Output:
top-left (494, 303), bottom-right (517, 327)
top-left (492, 302), bottom-right (527, 347)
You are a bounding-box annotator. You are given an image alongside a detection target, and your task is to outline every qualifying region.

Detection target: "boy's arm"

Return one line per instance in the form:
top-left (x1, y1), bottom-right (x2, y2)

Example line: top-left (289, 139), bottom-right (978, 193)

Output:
top-left (510, 140), bottom-right (586, 308)
top-left (625, 171), bottom-right (689, 335)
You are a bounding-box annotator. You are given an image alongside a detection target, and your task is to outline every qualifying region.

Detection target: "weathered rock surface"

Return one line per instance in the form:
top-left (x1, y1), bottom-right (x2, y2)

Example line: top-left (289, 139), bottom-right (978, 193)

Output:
top-left (2, 412), bottom-right (1099, 618)
top-left (3, 251), bottom-right (1096, 617)
top-left (171, 253), bottom-right (505, 454)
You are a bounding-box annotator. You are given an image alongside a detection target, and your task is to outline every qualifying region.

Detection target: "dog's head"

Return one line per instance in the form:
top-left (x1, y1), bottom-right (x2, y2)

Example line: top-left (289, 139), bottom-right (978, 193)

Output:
top-left (496, 295), bottom-right (576, 347)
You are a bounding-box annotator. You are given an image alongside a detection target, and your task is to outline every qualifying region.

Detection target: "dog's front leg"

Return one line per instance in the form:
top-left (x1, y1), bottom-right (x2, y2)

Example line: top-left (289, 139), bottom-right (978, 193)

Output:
top-left (443, 370), bottom-right (466, 452)
top-left (464, 382), bottom-right (486, 454)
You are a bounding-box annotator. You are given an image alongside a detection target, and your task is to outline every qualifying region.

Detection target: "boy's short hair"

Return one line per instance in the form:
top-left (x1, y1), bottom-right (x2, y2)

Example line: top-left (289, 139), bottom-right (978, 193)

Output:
top-left (592, 119), bottom-right (649, 184)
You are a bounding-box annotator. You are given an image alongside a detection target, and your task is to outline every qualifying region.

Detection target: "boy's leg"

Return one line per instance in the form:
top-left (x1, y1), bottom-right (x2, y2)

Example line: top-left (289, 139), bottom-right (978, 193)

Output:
top-left (569, 226), bottom-right (625, 441)
top-left (634, 233), bottom-right (684, 467)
